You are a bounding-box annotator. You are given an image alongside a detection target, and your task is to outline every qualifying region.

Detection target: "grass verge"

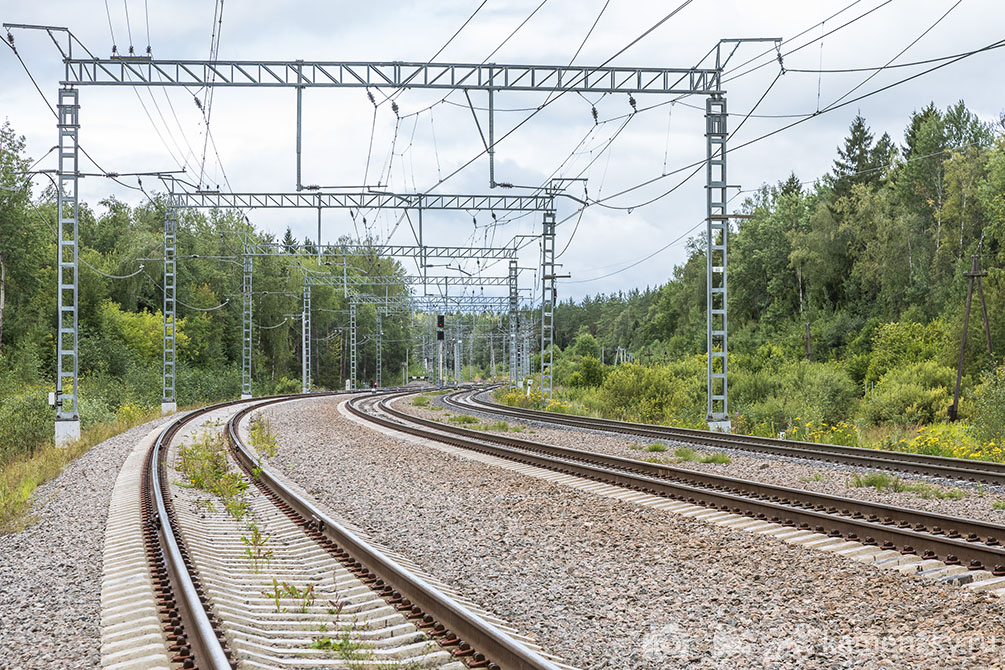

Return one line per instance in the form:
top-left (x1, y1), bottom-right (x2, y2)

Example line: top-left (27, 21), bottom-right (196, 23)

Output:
top-left (848, 472), bottom-right (965, 500)
top-left (0, 405), bottom-right (164, 534)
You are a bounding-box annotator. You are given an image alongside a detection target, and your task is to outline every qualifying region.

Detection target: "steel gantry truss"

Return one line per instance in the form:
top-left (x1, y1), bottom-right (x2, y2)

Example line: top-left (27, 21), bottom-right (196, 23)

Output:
top-left (166, 186), bottom-right (545, 407)
top-left (300, 270), bottom-right (515, 391)
top-left (60, 59), bottom-right (721, 94)
top-left (15, 20), bottom-right (780, 438)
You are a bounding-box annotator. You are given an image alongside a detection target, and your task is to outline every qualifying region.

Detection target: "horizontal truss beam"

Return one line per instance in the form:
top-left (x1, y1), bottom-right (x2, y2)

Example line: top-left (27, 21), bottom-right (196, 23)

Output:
top-left (245, 242), bottom-right (517, 260)
top-left (65, 59), bottom-right (721, 95)
top-left (167, 191), bottom-right (551, 212)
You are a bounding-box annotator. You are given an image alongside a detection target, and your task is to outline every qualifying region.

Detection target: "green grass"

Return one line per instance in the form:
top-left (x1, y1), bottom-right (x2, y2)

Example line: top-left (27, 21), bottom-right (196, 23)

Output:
top-left (645, 442), bottom-right (668, 452)
top-left (448, 414), bottom-right (480, 425)
top-left (993, 499), bottom-right (1005, 511)
top-left (248, 413), bottom-right (278, 457)
top-left (673, 447), bottom-right (698, 461)
top-left (176, 431), bottom-right (250, 519)
top-left (848, 472), bottom-right (965, 500)
top-left (411, 395), bottom-right (430, 407)
top-left (799, 472), bottom-right (826, 483)
top-left (698, 452), bottom-right (731, 464)
top-left (1, 405), bottom-right (165, 534)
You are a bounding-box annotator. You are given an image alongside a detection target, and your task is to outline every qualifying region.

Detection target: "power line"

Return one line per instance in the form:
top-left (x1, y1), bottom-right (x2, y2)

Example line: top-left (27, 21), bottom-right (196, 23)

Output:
top-left (428, 0), bottom-right (488, 61)
top-left (588, 33), bottom-right (1004, 211)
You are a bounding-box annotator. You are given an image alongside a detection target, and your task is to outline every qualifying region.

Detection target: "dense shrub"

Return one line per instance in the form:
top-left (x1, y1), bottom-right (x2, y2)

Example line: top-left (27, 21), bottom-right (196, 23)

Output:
top-left (735, 360), bottom-right (857, 428)
top-left (865, 320), bottom-right (949, 383)
top-left (857, 360), bottom-right (954, 425)
top-left (273, 376), bottom-right (300, 394)
top-left (0, 385), bottom-right (50, 466)
top-left (567, 356), bottom-right (607, 388)
top-left (971, 365), bottom-right (1005, 446)
top-left (597, 360), bottom-right (704, 423)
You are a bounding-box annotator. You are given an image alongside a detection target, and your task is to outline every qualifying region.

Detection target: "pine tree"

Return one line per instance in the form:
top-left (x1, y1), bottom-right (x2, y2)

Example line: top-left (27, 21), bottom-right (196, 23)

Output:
top-left (780, 172), bottom-right (802, 197)
top-left (282, 227), bottom-right (298, 253)
top-left (831, 115), bottom-right (874, 197)
top-left (903, 103), bottom-right (940, 158)
top-left (868, 132), bottom-right (896, 185)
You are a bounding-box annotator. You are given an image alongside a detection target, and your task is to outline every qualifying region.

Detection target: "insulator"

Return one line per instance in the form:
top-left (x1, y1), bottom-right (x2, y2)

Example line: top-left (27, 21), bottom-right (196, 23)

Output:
top-left (628, 95), bottom-right (637, 110)
top-left (367, 90), bottom-right (375, 105)
top-left (591, 106), bottom-right (598, 124)
top-left (6, 32), bottom-right (14, 47)
top-left (391, 101), bottom-right (399, 116)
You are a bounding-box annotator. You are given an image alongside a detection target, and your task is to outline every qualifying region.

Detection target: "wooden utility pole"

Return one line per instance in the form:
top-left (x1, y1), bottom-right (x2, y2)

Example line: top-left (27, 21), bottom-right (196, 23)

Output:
top-left (949, 255), bottom-right (994, 421)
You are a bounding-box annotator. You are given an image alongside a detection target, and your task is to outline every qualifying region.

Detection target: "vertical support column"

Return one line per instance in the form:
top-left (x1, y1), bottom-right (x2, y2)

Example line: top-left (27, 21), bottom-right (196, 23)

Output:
top-left (161, 201), bottom-right (178, 415)
top-left (490, 333), bottom-right (496, 378)
top-left (350, 302), bottom-right (357, 390)
top-left (241, 249), bottom-right (253, 399)
top-left (296, 62), bottom-right (304, 191)
top-left (376, 311), bottom-right (382, 388)
top-left (540, 211), bottom-right (556, 400)
top-left (521, 328), bottom-right (530, 381)
top-left (302, 284), bottom-right (311, 393)
top-left (454, 336), bottom-right (460, 385)
top-left (508, 259), bottom-right (519, 387)
top-left (55, 88), bottom-right (81, 444)
top-left (706, 94), bottom-right (730, 431)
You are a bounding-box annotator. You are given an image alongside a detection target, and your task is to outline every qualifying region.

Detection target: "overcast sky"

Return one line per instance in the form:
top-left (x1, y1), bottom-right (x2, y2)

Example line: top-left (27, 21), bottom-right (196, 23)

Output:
top-left (3, 0), bottom-right (1003, 303)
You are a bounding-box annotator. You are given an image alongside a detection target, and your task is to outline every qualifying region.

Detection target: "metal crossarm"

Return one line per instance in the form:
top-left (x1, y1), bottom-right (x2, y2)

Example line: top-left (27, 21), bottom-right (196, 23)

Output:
top-left (166, 191), bottom-right (552, 212)
top-left (244, 242), bottom-right (518, 260)
top-left (63, 59), bottom-right (721, 95)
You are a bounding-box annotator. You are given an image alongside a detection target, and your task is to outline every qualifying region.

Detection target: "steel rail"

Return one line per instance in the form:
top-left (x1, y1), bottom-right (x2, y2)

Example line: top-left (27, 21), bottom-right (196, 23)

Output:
top-left (226, 393), bottom-right (561, 670)
top-left (145, 395), bottom-right (294, 669)
top-left (351, 392), bottom-right (1005, 573)
top-left (451, 390), bottom-right (1005, 485)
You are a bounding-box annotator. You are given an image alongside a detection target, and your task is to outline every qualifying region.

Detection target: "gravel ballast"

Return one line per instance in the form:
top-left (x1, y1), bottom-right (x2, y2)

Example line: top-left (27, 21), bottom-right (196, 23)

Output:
top-left (0, 417), bottom-right (172, 670)
top-left (397, 394), bottom-right (1005, 525)
top-left (264, 396), bottom-right (1005, 669)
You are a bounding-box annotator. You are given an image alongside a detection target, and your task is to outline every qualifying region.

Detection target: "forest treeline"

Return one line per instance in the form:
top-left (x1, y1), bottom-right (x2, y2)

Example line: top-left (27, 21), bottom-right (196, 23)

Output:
top-left (0, 119), bottom-right (420, 464)
top-left (549, 101), bottom-right (1004, 453)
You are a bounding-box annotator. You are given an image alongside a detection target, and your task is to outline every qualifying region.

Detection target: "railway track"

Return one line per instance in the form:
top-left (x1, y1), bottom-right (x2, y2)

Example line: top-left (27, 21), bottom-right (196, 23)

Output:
top-left (349, 390), bottom-right (1005, 589)
top-left (445, 388), bottom-right (1005, 486)
top-left (105, 392), bottom-right (569, 670)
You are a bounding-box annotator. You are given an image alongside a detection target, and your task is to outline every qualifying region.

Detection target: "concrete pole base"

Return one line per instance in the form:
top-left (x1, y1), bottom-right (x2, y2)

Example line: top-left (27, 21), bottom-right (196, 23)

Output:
top-left (707, 420), bottom-right (732, 433)
top-left (55, 418), bottom-right (81, 447)
top-left (161, 401), bottom-right (177, 415)
top-left (241, 394), bottom-right (253, 400)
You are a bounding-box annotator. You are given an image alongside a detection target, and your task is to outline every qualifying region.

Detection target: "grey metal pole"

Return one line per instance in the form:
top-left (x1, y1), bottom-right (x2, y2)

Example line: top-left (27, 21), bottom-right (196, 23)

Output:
top-left (241, 248), bottom-right (253, 399)
top-left (705, 94), bottom-right (729, 431)
top-left (350, 301), bottom-right (357, 390)
top-left (540, 211), bottom-right (556, 399)
top-left (302, 285), bottom-right (311, 393)
top-left (55, 87), bottom-right (81, 443)
top-left (161, 202), bottom-right (178, 415)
